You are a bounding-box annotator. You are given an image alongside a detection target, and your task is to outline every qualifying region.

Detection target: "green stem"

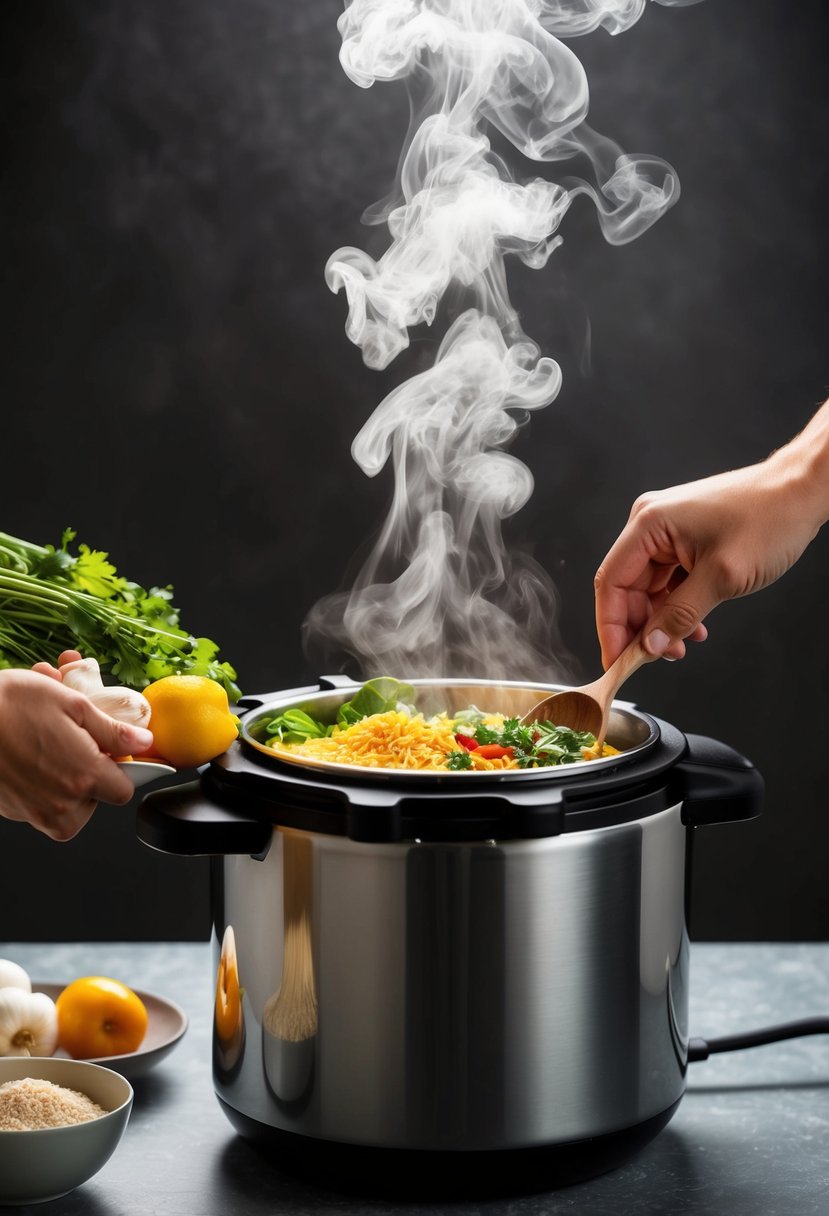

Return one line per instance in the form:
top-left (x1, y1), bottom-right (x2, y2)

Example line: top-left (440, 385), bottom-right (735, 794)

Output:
top-left (0, 573), bottom-right (74, 608)
top-left (0, 532), bottom-right (48, 560)
top-left (0, 610), bottom-right (72, 627)
top-left (0, 545), bottom-right (29, 573)
top-left (0, 572), bottom-right (191, 646)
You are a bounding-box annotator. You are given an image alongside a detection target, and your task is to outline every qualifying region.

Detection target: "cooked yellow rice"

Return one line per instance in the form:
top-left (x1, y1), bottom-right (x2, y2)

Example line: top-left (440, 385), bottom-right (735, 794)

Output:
top-left (268, 710), bottom-right (617, 772)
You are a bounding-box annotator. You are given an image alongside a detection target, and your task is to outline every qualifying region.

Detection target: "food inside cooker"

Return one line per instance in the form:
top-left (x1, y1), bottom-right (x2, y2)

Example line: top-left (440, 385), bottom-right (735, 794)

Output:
top-left (260, 678), bottom-right (619, 772)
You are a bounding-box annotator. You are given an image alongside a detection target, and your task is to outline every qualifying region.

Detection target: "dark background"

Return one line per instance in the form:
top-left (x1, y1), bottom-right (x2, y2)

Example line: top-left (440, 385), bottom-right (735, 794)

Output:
top-left (1, 0), bottom-right (828, 941)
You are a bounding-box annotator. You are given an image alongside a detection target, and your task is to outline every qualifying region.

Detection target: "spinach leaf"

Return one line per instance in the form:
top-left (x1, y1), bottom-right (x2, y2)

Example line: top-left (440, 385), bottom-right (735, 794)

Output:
top-left (264, 708), bottom-right (329, 744)
top-left (336, 677), bottom-right (415, 726)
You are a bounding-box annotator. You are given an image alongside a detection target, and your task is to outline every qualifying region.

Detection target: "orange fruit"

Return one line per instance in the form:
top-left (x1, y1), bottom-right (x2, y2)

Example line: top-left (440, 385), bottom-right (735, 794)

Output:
top-left (56, 976), bottom-right (148, 1058)
top-left (141, 675), bottom-right (239, 768)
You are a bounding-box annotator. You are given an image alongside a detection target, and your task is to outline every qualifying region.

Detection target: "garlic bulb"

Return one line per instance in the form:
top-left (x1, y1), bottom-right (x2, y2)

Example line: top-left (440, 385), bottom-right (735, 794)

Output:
top-left (60, 657), bottom-right (105, 695)
top-left (62, 660), bottom-right (151, 727)
top-left (88, 687), bottom-right (152, 728)
top-left (0, 989), bottom-right (58, 1057)
top-left (0, 959), bottom-right (31, 993)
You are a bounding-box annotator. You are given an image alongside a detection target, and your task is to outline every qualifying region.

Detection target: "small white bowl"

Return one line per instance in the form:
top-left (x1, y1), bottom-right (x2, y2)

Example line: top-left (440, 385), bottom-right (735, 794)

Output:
top-left (0, 1056), bottom-right (133, 1206)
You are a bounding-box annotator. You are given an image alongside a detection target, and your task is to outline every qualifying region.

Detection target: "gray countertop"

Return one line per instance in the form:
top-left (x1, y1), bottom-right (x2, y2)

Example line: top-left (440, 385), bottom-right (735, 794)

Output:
top-left (2, 941), bottom-right (827, 1215)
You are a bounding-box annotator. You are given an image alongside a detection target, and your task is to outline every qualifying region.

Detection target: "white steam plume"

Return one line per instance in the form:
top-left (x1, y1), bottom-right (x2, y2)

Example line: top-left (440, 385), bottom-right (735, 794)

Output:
top-left (304, 0), bottom-right (696, 681)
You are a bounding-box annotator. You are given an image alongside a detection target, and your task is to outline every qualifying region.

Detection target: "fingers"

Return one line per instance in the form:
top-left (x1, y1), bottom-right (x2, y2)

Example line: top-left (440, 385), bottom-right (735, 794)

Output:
top-left (31, 662), bottom-right (63, 682)
top-left (70, 695), bottom-right (153, 757)
top-left (595, 501), bottom-right (717, 667)
top-left (65, 697), bottom-right (153, 804)
top-left (0, 667), bottom-right (149, 841)
top-left (640, 562), bottom-right (723, 656)
top-left (596, 566), bottom-right (711, 667)
top-left (89, 759), bottom-right (136, 808)
top-left (31, 651), bottom-right (83, 682)
top-left (595, 543), bottom-right (665, 669)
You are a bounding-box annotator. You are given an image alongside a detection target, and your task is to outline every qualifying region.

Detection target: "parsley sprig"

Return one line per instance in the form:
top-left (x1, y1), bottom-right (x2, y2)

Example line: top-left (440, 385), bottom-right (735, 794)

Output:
top-left (0, 529), bottom-right (240, 698)
top-left (446, 750), bottom-right (474, 770)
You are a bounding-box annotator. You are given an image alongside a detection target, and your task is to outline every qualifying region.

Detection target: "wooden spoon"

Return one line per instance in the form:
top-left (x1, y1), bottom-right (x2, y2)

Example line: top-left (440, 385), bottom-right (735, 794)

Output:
top-left (520, 635), bottom-right (657, 746)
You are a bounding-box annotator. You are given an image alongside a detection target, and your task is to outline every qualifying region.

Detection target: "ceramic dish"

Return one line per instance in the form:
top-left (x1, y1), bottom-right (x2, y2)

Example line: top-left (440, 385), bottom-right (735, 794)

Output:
top-left (34, 983), bottom-right (188, 1081)
top-left (117, 759), bottom-right (177, 788)
top-left (0, 1056), bottom-right (132, 1206)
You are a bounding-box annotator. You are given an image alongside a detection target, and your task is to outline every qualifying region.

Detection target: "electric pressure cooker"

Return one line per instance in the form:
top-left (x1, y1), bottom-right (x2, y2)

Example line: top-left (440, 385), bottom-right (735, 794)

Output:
top-left (137, 677), bottom-right (762, 1193)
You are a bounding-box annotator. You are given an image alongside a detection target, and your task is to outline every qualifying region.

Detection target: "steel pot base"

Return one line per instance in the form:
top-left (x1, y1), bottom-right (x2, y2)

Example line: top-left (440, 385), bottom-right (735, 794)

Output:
top-left (218, 1097), bottom-right (683, 1196)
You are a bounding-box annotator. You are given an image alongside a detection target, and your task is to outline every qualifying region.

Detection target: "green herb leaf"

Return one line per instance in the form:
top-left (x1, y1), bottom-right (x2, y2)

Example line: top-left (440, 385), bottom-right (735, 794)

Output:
top-left (473, 723), bottom-right (501, 745)
top-left (446, 750), bottom-right (473, 770)
top-left (336, 676), bottom-right (415, 726)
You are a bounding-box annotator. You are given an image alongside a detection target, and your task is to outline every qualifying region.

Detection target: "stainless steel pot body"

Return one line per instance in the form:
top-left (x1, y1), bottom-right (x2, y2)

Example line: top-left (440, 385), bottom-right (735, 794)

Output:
top-left (211, 802), bottom-right (689, 1151)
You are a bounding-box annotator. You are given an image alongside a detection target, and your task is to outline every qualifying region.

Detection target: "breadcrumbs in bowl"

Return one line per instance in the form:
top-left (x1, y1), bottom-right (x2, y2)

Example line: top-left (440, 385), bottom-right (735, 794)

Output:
top-left (0, 1056), bottom-right (133, 1206)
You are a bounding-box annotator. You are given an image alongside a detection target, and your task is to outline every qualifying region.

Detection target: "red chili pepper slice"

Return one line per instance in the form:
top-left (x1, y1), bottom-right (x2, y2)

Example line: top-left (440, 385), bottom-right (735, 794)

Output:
top-left (455, 734), bottom-right (478, 751)
top-left (474, 744), bottom-right (515, 760)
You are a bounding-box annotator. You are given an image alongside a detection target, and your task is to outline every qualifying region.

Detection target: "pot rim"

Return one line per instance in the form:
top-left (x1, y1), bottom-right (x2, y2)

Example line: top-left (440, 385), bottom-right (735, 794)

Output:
top-left (239, 677), bottom-right (660, 784)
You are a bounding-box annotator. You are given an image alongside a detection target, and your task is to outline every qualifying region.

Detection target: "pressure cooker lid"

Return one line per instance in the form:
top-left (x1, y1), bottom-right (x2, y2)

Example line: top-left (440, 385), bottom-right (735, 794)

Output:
top-left (190, 677), bottom-right (697, 843)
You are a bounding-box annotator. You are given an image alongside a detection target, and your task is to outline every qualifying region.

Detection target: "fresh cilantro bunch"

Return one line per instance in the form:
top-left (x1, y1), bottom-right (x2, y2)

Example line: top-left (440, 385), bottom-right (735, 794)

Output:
top-left (0, 529), bottom-right (240, 699)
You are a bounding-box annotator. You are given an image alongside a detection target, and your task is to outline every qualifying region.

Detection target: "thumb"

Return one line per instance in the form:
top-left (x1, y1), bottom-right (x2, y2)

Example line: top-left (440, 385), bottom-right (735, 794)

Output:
top-left (73, 697), bottom-right (154, 758)
top-left (643, 563), bottom-right (722, 657)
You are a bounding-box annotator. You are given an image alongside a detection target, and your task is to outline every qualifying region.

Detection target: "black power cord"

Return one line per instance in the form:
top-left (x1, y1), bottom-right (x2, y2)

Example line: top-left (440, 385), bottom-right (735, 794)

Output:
top-left (688, 1018), bottom-right (829, 1062)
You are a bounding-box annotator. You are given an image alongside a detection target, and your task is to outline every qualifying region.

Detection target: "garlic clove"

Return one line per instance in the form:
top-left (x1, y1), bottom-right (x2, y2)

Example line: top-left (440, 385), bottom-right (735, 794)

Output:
top-left (0, 988), bottom-right (59, 1058)
top-left (89, 687), bottom-right (152, 728)
top-left (61, 657), bottom-right (105, 695)
top-left (0, 959), bottom-right (32, 994)
top-left (59, 659), bottom-right (152, 727)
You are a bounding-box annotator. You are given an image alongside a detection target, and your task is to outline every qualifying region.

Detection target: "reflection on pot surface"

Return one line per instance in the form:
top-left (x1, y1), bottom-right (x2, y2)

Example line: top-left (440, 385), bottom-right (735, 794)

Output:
top-left (262, 831), bottom-right (318, 1107)
top-left (213, 925), bottom-right (245, 1080)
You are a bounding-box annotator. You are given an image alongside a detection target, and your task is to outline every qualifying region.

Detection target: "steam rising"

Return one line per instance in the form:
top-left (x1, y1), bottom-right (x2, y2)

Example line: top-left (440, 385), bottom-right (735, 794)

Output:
top-left (305, 0), bottom-right (695, 681)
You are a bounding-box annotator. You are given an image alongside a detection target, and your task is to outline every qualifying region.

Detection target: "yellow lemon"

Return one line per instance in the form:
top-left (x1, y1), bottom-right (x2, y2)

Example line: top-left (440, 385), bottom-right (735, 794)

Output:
top-left (142, 675), bottom-right (239, 768)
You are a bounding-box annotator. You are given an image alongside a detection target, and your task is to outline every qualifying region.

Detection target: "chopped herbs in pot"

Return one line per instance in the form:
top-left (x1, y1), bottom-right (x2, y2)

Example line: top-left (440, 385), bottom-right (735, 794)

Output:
top-left (445, 714), bottom-right (601, 769)
top-left (446, 750), bottom-right (474, 770)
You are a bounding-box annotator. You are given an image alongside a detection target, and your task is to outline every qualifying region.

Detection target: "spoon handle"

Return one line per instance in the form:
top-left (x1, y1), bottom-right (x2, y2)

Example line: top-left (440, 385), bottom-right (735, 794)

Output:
top-left (597, 634), bottom-right (657, 706)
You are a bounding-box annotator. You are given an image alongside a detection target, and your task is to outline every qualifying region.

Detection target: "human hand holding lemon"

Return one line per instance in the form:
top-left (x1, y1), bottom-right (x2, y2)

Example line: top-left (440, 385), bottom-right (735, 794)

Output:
top-left (138, 675), bottom-right (240, 769)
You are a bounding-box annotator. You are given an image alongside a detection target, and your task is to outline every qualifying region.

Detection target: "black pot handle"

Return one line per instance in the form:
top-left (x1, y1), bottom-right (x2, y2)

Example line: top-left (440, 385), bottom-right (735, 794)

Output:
top-left (137, 781), bottom-right (273, 857)
top-left (236, 683), bottom-right (321, 716)
top-left (672, 734), bottom-right (764, 827)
